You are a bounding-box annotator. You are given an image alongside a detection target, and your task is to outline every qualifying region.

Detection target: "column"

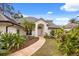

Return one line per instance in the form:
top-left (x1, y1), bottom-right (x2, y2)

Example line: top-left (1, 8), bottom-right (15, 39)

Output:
top-left (44, 24), bottom-right (48, 35)
top-left (35, 23), bottom-right (38, 37)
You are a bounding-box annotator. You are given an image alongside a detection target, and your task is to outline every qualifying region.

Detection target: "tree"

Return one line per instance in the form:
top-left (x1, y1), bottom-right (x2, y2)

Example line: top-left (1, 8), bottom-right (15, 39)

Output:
top-left (0, 3), bottom-right (14, 15)
top-left (69, 18), bottom-right (76, 23)
top-left (17, 10), bottom-right (23, 18)
top-left (75, 16), bottom-right (79, 24)
top-left (59, 26), bottom-right (79, 55)
top-left (13, 11), bottom-right (23, 19)
top-left (77, 16), bottom-right (79, 17)
top-left (21, 19), bottom-right (35, 35)
top-left (0, 3), bottom-right (23, 19)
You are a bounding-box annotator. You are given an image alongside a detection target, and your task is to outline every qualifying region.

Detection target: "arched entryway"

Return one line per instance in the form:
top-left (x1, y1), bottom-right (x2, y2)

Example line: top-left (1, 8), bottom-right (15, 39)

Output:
top-left (38, 24), bottom-right (44, 36)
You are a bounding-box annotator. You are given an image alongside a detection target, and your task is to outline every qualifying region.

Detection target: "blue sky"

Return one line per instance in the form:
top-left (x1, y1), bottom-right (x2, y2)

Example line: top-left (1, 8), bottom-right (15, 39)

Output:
top-left (12, 3), bottom-right (79, 25)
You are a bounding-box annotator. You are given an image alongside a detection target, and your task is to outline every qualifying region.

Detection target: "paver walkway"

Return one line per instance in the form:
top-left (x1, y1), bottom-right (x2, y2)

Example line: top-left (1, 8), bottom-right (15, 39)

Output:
top-left (10, 37), bottom-right (46, 56)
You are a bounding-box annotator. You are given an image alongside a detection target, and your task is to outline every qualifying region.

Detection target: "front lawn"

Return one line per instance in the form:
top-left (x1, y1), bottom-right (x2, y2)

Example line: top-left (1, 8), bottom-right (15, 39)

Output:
top-left (32, 38), bottom-right (62, 56)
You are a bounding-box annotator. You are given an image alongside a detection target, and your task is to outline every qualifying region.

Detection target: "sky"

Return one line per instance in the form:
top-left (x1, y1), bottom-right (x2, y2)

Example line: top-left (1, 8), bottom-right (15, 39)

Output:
top-left (12, 3), bottom-right (79, 25)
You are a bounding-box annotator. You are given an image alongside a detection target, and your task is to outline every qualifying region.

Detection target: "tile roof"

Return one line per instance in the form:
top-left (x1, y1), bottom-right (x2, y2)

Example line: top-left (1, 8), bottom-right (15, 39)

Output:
top-left (17, 17), bottom-right (60, 28)
top-left (64, 23), bottom-right (78, 29)
top-left (0, 13), bottom-right (25, 30)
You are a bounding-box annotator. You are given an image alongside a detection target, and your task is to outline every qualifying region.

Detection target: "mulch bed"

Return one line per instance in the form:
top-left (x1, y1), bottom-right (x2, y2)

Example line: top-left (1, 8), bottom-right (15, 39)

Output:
top-left (10, 38), bottom-right (39, 53)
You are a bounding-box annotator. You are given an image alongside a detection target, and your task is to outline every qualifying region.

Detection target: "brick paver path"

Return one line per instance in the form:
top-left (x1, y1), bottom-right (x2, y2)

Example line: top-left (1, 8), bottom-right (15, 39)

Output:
top-left (10, 37), bottom-right (46, 56)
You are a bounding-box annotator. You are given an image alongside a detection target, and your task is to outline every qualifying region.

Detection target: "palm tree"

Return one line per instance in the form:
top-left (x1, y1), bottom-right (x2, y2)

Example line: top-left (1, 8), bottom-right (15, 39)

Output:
top-left (28, 22), bottom-right (35, 35)
top-left (21, 19), bottom-right (35, 35)
top-left (69, 18), bottom-right (76, 23)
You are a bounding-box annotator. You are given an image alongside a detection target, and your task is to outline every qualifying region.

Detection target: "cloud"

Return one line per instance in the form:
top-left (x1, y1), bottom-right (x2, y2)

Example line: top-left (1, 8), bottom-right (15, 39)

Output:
top-left (60, 3), bottom-right (79, 12)
top-left (47, 11), bottom-right (53, 14)
top-left (24, 14), bottom-right (54, 20)
top-left (23, 14), bottom-right (29, 17)
top-left (53, 17), bottom-right (70, 25)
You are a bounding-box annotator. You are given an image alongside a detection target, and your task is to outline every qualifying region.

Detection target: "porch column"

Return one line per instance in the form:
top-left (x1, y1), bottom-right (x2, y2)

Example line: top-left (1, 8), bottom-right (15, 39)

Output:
top-left (6, 26), bottom-right (8, 33)
top-left (43, 24), bottom-right (48, 35)
top-left (35, 23), bottom-right (38, 37)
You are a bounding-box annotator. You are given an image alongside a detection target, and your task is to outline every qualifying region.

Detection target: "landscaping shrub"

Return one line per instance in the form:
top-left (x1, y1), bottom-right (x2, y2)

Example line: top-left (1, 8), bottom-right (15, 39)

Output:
top-left (58, 26), bottom-right (79, 56)
top-left (0, 33), bottom-right (26, 55)
top-left (12, 33), bottom-right (26, 49)
top-left (44, 33), bottom-right (51, 39)
top-left (50, 29), bottom-right (55, 38)
top-left (50, 28), bottom-right (64, 39)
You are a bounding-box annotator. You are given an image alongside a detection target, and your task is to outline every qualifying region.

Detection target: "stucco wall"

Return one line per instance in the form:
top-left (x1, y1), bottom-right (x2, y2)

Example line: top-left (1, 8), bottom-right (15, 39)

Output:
top-left (0, 25), bottom-right (6, 33)
top-left (8, 26), bottom-right (26, 36)
top-left (19, 28), bottom-right (26, 36)
top-left (48, 29), bottom-right (52, 35)
top-left (8, 26), bottom-right (17, 33)
top-left (32, 30), bottom-right (35, 36)
top-left (34, 20), bottom-right (48, 37)
top-left (0, 22), bottom-right (26, 36)
top-left (0, 23), bottom-right (12, 33)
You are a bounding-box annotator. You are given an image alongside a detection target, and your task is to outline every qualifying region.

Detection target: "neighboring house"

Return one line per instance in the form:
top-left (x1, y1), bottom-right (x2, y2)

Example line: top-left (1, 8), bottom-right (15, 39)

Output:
top-left (0, 13), bottom-right (26, 35)
top-left (16, 17), bottom-right (60, 37)
top-left (64, 23), bottom-right (78, 31)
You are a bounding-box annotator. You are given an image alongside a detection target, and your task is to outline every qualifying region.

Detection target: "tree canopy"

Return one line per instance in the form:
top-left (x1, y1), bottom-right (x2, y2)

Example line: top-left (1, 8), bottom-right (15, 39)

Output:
top-left (0, 3), bottom-right (23, 19)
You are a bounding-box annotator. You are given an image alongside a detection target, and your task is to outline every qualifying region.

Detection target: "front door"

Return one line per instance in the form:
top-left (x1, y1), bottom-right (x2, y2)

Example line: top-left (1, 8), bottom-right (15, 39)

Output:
top-left (38, 24), bottom-right (44, 36)
top-left (38, 29), bottom-right (43, 36)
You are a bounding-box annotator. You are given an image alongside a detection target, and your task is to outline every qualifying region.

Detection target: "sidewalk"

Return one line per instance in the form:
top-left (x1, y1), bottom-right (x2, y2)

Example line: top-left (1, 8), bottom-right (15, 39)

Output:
top-left (10, 37), bottom-right (46, 56)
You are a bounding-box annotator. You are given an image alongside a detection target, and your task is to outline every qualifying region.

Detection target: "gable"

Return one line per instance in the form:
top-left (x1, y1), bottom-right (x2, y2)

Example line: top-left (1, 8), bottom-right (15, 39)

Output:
top-left (35, 20), bottom-right (47, 25)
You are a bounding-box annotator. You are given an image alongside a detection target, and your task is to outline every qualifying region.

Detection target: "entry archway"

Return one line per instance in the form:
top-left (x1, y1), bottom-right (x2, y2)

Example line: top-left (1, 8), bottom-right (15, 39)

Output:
top-left (37, 24), bottom-right (44, 36)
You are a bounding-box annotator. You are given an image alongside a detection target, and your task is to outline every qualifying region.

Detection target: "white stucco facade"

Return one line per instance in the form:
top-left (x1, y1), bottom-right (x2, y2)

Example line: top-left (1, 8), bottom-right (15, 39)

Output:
top-left (0, 25), bottom-right (6, 33)
top-left (8, 26), bottom-right (17, 33)
top-left (0, 19), bottom-right (56, 37)
top-left (0, 23), bottom-right (26, 36)
top-left (34, 20), bottom-right (49, 37)
top-left (0, 13), bottom-right (58, 37)
top-left (8, 25), bottom-right (26, 36)
top-left (0, 19), bottom-right (53, 37)
top-left (0, 23), bottom-right (11, 34)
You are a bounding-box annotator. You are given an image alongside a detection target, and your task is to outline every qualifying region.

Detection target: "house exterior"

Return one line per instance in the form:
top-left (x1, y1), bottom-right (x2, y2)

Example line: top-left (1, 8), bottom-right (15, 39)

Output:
top-left (0, 13), bottom-right (59, 37)
top-left (16, 17), bottom-right (60, 37)
top-left (0, 13), bottom-right (26, 35)
top-left (32, 19), bottom-right (59, 37)
top-left (64, 23), bottom-right (78, 31)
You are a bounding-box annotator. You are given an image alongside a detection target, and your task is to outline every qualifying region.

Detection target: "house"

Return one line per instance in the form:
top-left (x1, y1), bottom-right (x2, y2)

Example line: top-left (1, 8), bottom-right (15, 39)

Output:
top-left (64, 23), bottom-right (78, 31)
top-left (0, 13), bottom-right (26, 35)
top-left (0, 13), bottom-right (59, 37)
top-left (16, 17), bottom-right (60, 37)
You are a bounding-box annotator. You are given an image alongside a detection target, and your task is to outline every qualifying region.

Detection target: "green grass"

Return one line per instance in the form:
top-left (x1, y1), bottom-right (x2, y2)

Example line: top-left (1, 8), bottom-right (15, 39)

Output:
top-left (32, 38), bottom-right (62, 56)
